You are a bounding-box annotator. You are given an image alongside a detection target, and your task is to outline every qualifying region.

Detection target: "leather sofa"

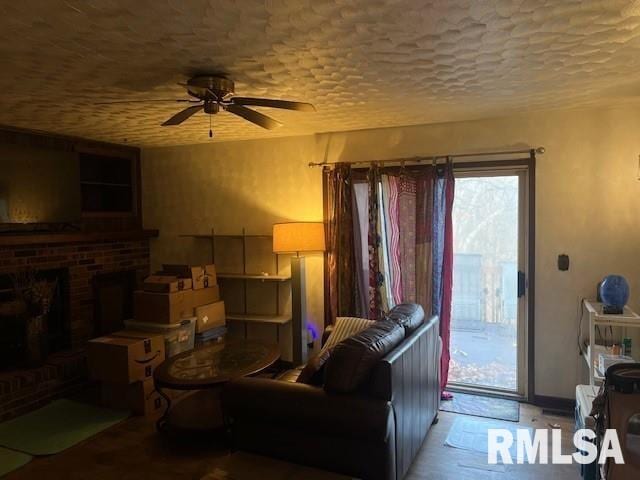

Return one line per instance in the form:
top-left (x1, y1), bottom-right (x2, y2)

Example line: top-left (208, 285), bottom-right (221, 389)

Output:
top-left (221, 304), bottom-right (440, 480)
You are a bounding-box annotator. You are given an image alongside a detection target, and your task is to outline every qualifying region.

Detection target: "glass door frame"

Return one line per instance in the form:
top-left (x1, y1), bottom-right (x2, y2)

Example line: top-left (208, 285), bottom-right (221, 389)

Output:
top-left (448, 157), bottom-right (534, 401)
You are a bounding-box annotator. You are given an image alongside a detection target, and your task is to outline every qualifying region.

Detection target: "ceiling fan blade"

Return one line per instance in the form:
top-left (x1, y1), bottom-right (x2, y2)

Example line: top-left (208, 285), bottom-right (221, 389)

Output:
top-left (231, 97), bottom-right (315, 112)
top-left (95, 99), bottom-right (198, 105)
top-left (161, 105), bottom-right (203, 126)
top-left (225, 104), bottom-right (283, 130)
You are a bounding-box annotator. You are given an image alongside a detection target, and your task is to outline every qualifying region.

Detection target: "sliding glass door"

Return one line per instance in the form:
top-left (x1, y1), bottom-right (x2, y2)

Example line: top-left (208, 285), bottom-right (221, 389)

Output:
top-left (448, 167), bottom-right (530, 397)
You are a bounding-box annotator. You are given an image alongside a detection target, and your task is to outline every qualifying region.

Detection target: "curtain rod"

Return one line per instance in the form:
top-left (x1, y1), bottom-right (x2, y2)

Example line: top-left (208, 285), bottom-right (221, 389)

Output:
top-left (308, 146), bottom-right (545, 168)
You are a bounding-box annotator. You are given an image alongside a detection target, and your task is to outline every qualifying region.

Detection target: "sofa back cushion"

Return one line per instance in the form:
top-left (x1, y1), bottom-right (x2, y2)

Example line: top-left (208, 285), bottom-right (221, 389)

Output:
top-left (324, 319), bottom-right (404, 393)
top-left (386, 303), bottom-right (425, 336)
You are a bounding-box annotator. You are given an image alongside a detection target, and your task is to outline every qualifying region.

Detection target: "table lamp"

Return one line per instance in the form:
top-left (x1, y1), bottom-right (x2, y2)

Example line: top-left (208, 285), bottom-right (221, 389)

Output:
top-left (273, 222), bottom-right (325, 365)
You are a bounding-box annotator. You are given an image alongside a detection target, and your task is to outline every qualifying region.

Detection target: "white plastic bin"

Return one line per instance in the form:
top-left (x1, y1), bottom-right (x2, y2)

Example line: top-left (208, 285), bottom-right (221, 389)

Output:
top-left (124, 317), bottom-right (196, 358)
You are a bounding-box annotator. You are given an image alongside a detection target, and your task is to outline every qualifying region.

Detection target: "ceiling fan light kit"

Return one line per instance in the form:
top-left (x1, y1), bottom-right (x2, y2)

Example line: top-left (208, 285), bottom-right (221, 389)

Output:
top-left (100, 75), bottom-right (315, 137)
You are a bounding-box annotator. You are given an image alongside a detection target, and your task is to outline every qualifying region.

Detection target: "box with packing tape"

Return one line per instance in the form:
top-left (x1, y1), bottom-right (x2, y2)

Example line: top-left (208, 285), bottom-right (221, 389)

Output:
top-left (124, 317), bottom-right (196, 358)
top-left (195, 300), bottom-right (226, 333)
top-left (143, 275), bottom-right (193, 293)
top-left (88, 331), bottom-right (165, 384)
top-left (134, 289), bottom-right (193, 324)
top-left (134, 285), bottom-right (220, 325)
top-left (162, 264), bottom-right (217, 290)
top-left (190, 284), bottom-right (220, 307)
top-left (101, 378), bottom-right (166, 421)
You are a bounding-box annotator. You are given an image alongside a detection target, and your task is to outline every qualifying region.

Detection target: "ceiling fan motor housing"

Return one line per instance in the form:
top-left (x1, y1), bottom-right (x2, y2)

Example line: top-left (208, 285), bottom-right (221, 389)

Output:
top-left (204, 102), bottom-right (220, 114)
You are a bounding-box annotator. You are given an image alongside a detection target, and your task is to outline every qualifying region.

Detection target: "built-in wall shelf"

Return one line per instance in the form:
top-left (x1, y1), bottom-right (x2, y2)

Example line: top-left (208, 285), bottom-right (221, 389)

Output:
top-left (180, 227), bottom-right (292, 352)
top-left (217, 273), bottom-right (291, 282)
top-left (180, 233), bottom-right (272, 240)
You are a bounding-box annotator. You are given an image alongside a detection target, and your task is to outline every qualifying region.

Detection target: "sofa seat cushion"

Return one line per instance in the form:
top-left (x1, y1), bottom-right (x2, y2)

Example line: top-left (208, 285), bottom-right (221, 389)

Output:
top-left (386, 303), bottom-right (425, 336)
top-left (324, 319), bottom-right (405, 393)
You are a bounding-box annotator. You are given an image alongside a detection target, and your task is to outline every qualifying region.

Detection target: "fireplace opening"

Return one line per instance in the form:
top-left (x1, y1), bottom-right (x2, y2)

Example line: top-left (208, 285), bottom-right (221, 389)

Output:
top-left (0, 267), bottom-right (70, 370)
top-left (92, 269), bottom-right (137, 337)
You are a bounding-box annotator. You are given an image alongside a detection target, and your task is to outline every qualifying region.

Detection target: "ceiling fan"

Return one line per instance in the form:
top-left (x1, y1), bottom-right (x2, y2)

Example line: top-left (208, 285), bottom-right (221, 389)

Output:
top-left (96, 75), bottom-right (316, 136)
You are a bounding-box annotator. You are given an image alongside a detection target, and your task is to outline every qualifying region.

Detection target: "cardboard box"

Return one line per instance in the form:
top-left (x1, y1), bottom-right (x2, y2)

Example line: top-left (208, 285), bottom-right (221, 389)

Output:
top-left (189, 285), bottom-right (220, 308)
top-left (101, 378), bottom-right (167, 420)
top-left (88, 331), bottom-right (165, 384)
top-left (162, 264), bottom-right (217, 290)
top-left (143, 275), bottom-right (193, 293)
top-left (202, 264), bottom-right (217, 288)
top-left (134, 289), bottom-right (193, 324)
top-left (195, 300), bottom-right (226, 333)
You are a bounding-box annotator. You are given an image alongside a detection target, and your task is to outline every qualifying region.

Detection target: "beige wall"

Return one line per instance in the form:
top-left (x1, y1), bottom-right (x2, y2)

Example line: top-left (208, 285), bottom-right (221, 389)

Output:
top-left (142, 105), bottom-right (640, 398)
top-left (141, 136), bottom-right (324, 361)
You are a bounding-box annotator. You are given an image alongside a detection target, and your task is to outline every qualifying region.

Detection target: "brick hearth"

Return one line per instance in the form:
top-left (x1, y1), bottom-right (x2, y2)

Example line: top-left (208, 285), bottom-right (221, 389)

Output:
top-left (0, 237), bottom-right (150, 347)
top-left (0, 350), bottom-right (87, 421)
top-left (0, 234), bottom-right (151, 420)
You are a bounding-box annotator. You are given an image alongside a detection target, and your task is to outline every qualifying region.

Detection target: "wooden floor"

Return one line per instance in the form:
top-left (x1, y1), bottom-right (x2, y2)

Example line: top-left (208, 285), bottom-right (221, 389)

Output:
top-left (6, 403), bottom-right (579, 480)
top-left (408, 403), bottom-right (580, 480)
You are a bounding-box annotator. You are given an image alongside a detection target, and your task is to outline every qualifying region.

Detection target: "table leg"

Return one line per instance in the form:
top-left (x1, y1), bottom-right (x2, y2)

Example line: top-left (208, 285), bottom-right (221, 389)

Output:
top-left (155, 386), bottom-right (173, 432)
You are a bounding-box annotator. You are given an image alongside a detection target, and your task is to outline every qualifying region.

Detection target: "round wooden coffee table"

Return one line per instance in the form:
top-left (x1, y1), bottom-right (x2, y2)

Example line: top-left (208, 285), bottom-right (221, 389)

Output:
top-left (153, 338), bottom-right (280, 433)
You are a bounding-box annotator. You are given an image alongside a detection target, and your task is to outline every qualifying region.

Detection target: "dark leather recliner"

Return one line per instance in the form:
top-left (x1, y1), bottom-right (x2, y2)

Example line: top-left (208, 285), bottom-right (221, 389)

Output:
top-left (221, 304), bottom-right (440, 480)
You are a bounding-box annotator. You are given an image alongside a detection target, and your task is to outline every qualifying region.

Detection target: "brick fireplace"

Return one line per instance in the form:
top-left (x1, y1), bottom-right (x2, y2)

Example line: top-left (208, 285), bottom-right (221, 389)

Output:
top-left (0, 231), bottom-right (154, 420)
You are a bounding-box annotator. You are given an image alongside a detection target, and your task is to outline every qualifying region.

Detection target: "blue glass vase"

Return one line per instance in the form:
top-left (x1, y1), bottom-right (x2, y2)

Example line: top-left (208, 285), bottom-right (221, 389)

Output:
top-left (599, 275), bottom-right (629, 313)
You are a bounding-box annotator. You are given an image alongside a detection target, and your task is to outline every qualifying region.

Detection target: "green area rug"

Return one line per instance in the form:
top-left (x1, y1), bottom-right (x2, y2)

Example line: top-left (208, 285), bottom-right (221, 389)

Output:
top-left (0, 447), bottom-right (32, 477)
top-left (0, 399), bottom-right (129, 456)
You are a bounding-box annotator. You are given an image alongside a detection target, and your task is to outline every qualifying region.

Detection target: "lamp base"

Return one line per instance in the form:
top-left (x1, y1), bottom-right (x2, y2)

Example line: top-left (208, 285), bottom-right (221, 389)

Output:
top-left (291, 256), bottom-right (308, 366)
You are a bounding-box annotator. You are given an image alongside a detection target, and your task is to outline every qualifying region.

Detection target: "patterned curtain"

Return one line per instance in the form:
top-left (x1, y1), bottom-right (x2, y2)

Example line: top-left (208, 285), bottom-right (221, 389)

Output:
top-left (352, 182), bottom-right (369, 318)
top-left (414, 169), bottom-right (435, 314)
top-left (398, 175), bottom-right (417, 303)
top-left (432, 160), bottom-right (455, 394)
top-left (324, 164), bottom-right (356, 325)
top-left (367, 166), bottom-right (385, 320)
top-left (325, 161), bottom-right (455, 396)
top-left (381, 175), bottom-right (402, 306)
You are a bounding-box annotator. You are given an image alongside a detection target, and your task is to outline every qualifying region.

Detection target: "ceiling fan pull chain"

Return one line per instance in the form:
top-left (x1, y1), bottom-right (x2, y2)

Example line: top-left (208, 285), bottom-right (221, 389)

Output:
top-left (209, 115), bottom-right (213, 138)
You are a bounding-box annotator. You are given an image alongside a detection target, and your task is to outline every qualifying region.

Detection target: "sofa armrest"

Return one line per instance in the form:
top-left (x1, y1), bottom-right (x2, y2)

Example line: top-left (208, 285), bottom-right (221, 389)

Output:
top-left (222, 377), bottom-right (393, 441)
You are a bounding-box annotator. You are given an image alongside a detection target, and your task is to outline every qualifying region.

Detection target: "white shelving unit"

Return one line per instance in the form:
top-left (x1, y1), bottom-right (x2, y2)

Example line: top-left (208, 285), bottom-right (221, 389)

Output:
top-left (181, 227), bottom-right (292, 343)
top-left (582, 300), bottom-right (640, 385)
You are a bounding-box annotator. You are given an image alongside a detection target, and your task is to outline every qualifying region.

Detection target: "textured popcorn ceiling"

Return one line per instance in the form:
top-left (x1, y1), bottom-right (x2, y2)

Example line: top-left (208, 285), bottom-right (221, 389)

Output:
top-left (2, 0), bottom-right (640, 147)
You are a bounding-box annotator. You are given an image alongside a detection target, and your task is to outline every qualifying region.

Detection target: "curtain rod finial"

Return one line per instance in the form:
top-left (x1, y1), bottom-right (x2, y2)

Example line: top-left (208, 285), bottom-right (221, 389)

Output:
top-left (535, 146), bottom-right (546, 154)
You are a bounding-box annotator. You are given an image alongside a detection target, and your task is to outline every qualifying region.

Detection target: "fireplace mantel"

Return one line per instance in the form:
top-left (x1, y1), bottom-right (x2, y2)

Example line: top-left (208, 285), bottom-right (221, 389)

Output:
top-left (0, 229), bottom-right (158, 247)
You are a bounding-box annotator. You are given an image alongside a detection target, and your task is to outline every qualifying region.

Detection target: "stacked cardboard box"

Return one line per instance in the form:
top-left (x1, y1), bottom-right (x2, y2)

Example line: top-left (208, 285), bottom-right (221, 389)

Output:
top-left (88, 331), bottom-right (167, 420)
top-left (134, 263), bottom-right (226, 334)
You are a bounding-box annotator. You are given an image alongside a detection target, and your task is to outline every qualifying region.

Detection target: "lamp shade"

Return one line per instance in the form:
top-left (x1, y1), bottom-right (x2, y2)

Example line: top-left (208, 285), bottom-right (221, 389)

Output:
top-left (273, 222), bottom-right (325, 253)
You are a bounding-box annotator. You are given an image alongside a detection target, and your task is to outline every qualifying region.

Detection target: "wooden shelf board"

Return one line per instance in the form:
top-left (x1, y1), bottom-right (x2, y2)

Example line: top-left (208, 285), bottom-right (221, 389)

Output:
top-left (80, 181), bottom-right (131, 188)
top-left (179, 234), bottom-right (212, 239)
top-left (179, 234), bottom-right (272, 239)
top-left (226, 314), bottom-right (292, 325)
top-left (217, 273), bottom-right (290, 282)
